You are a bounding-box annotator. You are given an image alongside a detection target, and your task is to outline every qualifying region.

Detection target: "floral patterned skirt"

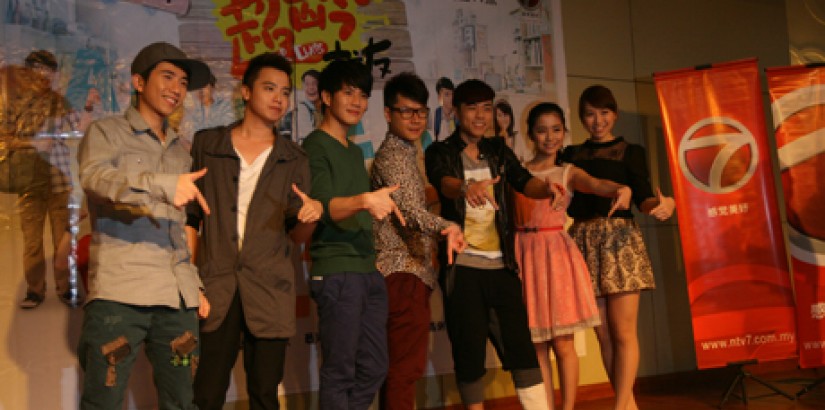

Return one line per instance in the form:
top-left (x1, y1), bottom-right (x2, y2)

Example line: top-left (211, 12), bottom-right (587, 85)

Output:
top-left (569, 217), bottom-right (655, 297)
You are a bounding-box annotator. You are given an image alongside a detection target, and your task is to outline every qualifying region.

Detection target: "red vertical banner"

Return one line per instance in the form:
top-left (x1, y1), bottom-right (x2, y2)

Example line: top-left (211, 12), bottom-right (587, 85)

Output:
top-left (654, 59), bottom-right (797, 369)
top-left (766, 65), bottom-right (825, 368)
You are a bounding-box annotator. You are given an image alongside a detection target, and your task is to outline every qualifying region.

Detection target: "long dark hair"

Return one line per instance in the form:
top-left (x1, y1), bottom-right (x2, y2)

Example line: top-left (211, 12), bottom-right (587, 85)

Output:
top-left (494, 99), bottom-right (515, 137)
top-left (526, 102), bottom-right (567, 165)
top-left (527, 102), bottom-right (567, 136)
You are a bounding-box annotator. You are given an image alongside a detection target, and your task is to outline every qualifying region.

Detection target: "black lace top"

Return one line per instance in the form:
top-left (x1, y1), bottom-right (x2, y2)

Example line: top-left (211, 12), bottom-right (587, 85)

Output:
top-left (561, 137), bottom-right (655, 219)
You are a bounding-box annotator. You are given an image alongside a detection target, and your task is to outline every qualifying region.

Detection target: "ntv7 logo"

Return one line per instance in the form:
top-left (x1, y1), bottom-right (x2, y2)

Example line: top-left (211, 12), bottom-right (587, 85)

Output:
top-left (678, 117), bottom-right (758, 194)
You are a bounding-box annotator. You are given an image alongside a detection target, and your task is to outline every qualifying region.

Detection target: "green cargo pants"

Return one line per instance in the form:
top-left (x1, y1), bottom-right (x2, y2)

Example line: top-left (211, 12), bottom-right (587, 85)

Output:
top-left (78, 299), bottom-right (199, 410)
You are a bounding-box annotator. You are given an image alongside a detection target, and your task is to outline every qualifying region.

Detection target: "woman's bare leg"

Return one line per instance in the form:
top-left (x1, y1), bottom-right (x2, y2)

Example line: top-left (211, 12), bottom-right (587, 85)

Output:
top-left (533, 342), bottom-right (555, 409)
top-left (551, 335), bottom-right (577, 410)
top-left (605, 292), bottom-right (640, 410)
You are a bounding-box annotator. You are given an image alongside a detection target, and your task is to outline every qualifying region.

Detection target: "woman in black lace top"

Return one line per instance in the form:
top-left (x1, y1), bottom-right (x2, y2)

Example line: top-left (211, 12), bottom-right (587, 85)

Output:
top-left (562, 85), bottom-right (675, 410)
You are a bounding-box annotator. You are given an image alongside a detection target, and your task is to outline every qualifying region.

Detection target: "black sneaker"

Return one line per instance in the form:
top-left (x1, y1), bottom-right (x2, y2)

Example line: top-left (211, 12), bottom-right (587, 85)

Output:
top-left (59, 291), bottom-right (84, 307)
top-left (20, 293), bottom-right (44, 309)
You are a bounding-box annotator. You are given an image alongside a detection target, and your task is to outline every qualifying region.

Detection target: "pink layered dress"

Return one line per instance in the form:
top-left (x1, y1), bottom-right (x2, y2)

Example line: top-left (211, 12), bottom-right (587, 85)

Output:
top-left (513, 165), bottom-right (601, 342)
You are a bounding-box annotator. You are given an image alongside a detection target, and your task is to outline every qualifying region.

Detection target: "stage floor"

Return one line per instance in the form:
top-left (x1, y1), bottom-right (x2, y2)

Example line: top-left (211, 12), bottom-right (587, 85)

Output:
top-left (576, 363), bottom-right (825, 410)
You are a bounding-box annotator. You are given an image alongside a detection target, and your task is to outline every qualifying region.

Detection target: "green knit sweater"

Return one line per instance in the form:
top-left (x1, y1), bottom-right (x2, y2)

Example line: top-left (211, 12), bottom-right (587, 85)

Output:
top-left (301, 129), bottom-right (376, 276)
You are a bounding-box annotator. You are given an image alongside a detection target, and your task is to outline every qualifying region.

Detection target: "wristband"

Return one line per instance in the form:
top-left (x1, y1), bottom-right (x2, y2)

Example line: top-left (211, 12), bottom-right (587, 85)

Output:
top-left (460, 179), bottom-right (473, 196)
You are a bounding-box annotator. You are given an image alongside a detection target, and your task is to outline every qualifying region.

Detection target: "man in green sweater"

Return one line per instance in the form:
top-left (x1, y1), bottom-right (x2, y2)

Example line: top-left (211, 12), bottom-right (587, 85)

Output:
top-left (301, 59), bottom-right (403, 409)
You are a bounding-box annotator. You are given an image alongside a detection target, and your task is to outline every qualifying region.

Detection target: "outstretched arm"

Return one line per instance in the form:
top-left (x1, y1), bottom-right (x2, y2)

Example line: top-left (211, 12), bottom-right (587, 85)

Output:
top-left (79, 122), bottom-right (210, 213)
top-left (372, 150), bottom-right (451, 234)
top-left (306, 140), bottom-right (405, 226)
top-left (441, 223), bottom-right (467, 265)
top-left (289, 183), bottom-right (322, 243)
top-left (568, 166), bottom-right (631, 217)
top-left (327, 186), bottom-right (406, 226)
top-left (640, 188), bottom-right (675, 221)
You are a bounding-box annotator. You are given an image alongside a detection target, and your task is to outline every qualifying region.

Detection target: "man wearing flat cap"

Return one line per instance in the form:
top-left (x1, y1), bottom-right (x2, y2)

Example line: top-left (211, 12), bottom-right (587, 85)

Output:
top-left (76, 41), bottom-right (212, 409)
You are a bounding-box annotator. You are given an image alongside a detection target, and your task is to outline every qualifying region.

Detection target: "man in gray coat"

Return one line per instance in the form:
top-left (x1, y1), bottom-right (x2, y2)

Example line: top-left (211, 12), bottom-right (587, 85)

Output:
top-left (185, 53), bottom-right (321, 410)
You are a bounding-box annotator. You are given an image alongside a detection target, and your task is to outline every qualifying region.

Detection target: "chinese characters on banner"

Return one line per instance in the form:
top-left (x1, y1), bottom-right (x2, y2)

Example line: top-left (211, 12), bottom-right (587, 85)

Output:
top-left (766, 65), bottom-right (825, 368)
top-left (214, 0), bottom-right (387, 80)
top-left (0, 0), bottom-right (564, 405)
top-left (654, 59), bottom-right (797, 369)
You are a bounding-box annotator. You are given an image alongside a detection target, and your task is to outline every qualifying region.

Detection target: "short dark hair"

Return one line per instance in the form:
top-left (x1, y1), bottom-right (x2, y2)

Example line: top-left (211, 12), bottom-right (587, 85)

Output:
top-left (318, 59), bottom-right (373, 103)
top-left (242, 52), bottom-right (293, 89)
top-left (302, 69), bottom-right (320, 82)
top-left (383, 72), bottom-right (428, 107)
top-left (24, 49), bottom-right (57, 70)
top-left (527, 102), bottom-right (567, 137)
top-left (494, 99), bottom-right (515, 137)
top-left (578, 84), bottom-right (617, 123)
top-left (452, 79), bottom-right (495, 108)
top-left (435, 77), bottom-right (454, 93)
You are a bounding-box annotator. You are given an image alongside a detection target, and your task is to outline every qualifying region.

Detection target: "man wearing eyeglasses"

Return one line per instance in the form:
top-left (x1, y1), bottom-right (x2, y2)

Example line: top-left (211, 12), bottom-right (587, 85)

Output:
top-left (371, 72), bottom-right (466, 410)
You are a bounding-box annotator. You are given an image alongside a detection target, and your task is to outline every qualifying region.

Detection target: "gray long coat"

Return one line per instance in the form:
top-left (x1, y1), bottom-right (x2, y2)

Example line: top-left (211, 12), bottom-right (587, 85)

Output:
top-left (186, 125), bottom-right (309, 338)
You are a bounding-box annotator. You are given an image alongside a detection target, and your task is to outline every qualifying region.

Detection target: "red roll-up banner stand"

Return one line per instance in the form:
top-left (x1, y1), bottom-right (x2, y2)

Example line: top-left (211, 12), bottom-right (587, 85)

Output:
top-left (654, 59), bottom-right (797, 369)
top-left (766, 65), bottom-right (825, 369)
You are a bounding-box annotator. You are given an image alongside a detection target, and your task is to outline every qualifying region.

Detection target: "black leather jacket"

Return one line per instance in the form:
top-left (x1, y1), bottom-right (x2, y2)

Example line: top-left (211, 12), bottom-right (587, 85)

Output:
top-left (424, 132), bottom-right (534, 273)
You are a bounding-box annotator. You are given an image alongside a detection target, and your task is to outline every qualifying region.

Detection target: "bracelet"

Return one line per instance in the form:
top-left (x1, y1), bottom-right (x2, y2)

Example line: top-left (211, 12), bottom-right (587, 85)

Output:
top-left (460, 179), bottom-right (473, 196)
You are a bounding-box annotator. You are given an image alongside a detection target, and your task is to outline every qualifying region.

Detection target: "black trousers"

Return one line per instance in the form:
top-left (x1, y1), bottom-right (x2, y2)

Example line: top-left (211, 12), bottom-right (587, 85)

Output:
top-left (193, 292), bottom-right (288, 410)
top-left (441, 265), bottom-right (539, 384)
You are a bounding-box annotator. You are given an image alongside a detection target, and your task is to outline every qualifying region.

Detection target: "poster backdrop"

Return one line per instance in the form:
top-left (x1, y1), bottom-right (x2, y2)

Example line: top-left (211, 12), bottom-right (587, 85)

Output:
top-left (654, 59), bottom-right (797, 370)
top-left (766, 65), bottom-right (825, 369)
top-left (0, 0), bottom-right (565, 408)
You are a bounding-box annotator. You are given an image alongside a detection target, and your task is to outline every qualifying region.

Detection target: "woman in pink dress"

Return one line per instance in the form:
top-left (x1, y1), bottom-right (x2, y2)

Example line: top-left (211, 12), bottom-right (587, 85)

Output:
top-left (513, 102), bottom-right (632, 409)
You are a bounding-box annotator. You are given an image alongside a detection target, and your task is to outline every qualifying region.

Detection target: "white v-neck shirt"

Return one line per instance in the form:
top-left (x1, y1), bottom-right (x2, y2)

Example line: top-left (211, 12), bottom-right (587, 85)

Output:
top-left (235, 145), bottom-right (273, 250)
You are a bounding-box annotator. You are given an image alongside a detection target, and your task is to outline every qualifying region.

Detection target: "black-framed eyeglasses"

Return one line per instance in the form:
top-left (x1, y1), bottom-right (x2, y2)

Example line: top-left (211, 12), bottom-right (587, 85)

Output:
top-left (389, 106), bottom-right (430, 119)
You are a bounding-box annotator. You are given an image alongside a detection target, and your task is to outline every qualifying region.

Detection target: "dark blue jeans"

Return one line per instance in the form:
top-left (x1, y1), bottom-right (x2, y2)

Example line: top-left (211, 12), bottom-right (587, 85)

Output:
top-left (310, 271), bottom-right (388, 410)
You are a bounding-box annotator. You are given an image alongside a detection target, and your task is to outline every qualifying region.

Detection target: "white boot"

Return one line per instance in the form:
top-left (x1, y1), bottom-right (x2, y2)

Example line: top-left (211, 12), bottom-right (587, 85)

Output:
top-left (516, 383), bottom-right (550, 410)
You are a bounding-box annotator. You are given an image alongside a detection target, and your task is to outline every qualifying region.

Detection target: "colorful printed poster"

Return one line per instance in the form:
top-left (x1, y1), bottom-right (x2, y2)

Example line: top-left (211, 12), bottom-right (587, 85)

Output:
top-left (0, 0), bottom-right (566, 407)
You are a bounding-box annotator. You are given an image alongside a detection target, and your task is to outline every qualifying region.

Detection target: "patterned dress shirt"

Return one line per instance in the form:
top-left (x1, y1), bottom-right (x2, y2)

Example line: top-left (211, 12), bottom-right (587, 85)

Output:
top-left (371, 132), bottom-right (453, 288)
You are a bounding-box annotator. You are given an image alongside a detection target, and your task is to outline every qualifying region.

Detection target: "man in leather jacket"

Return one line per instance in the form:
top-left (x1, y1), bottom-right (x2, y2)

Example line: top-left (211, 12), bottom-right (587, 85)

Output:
top-left (424, 79), bottom-right (559, 409)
